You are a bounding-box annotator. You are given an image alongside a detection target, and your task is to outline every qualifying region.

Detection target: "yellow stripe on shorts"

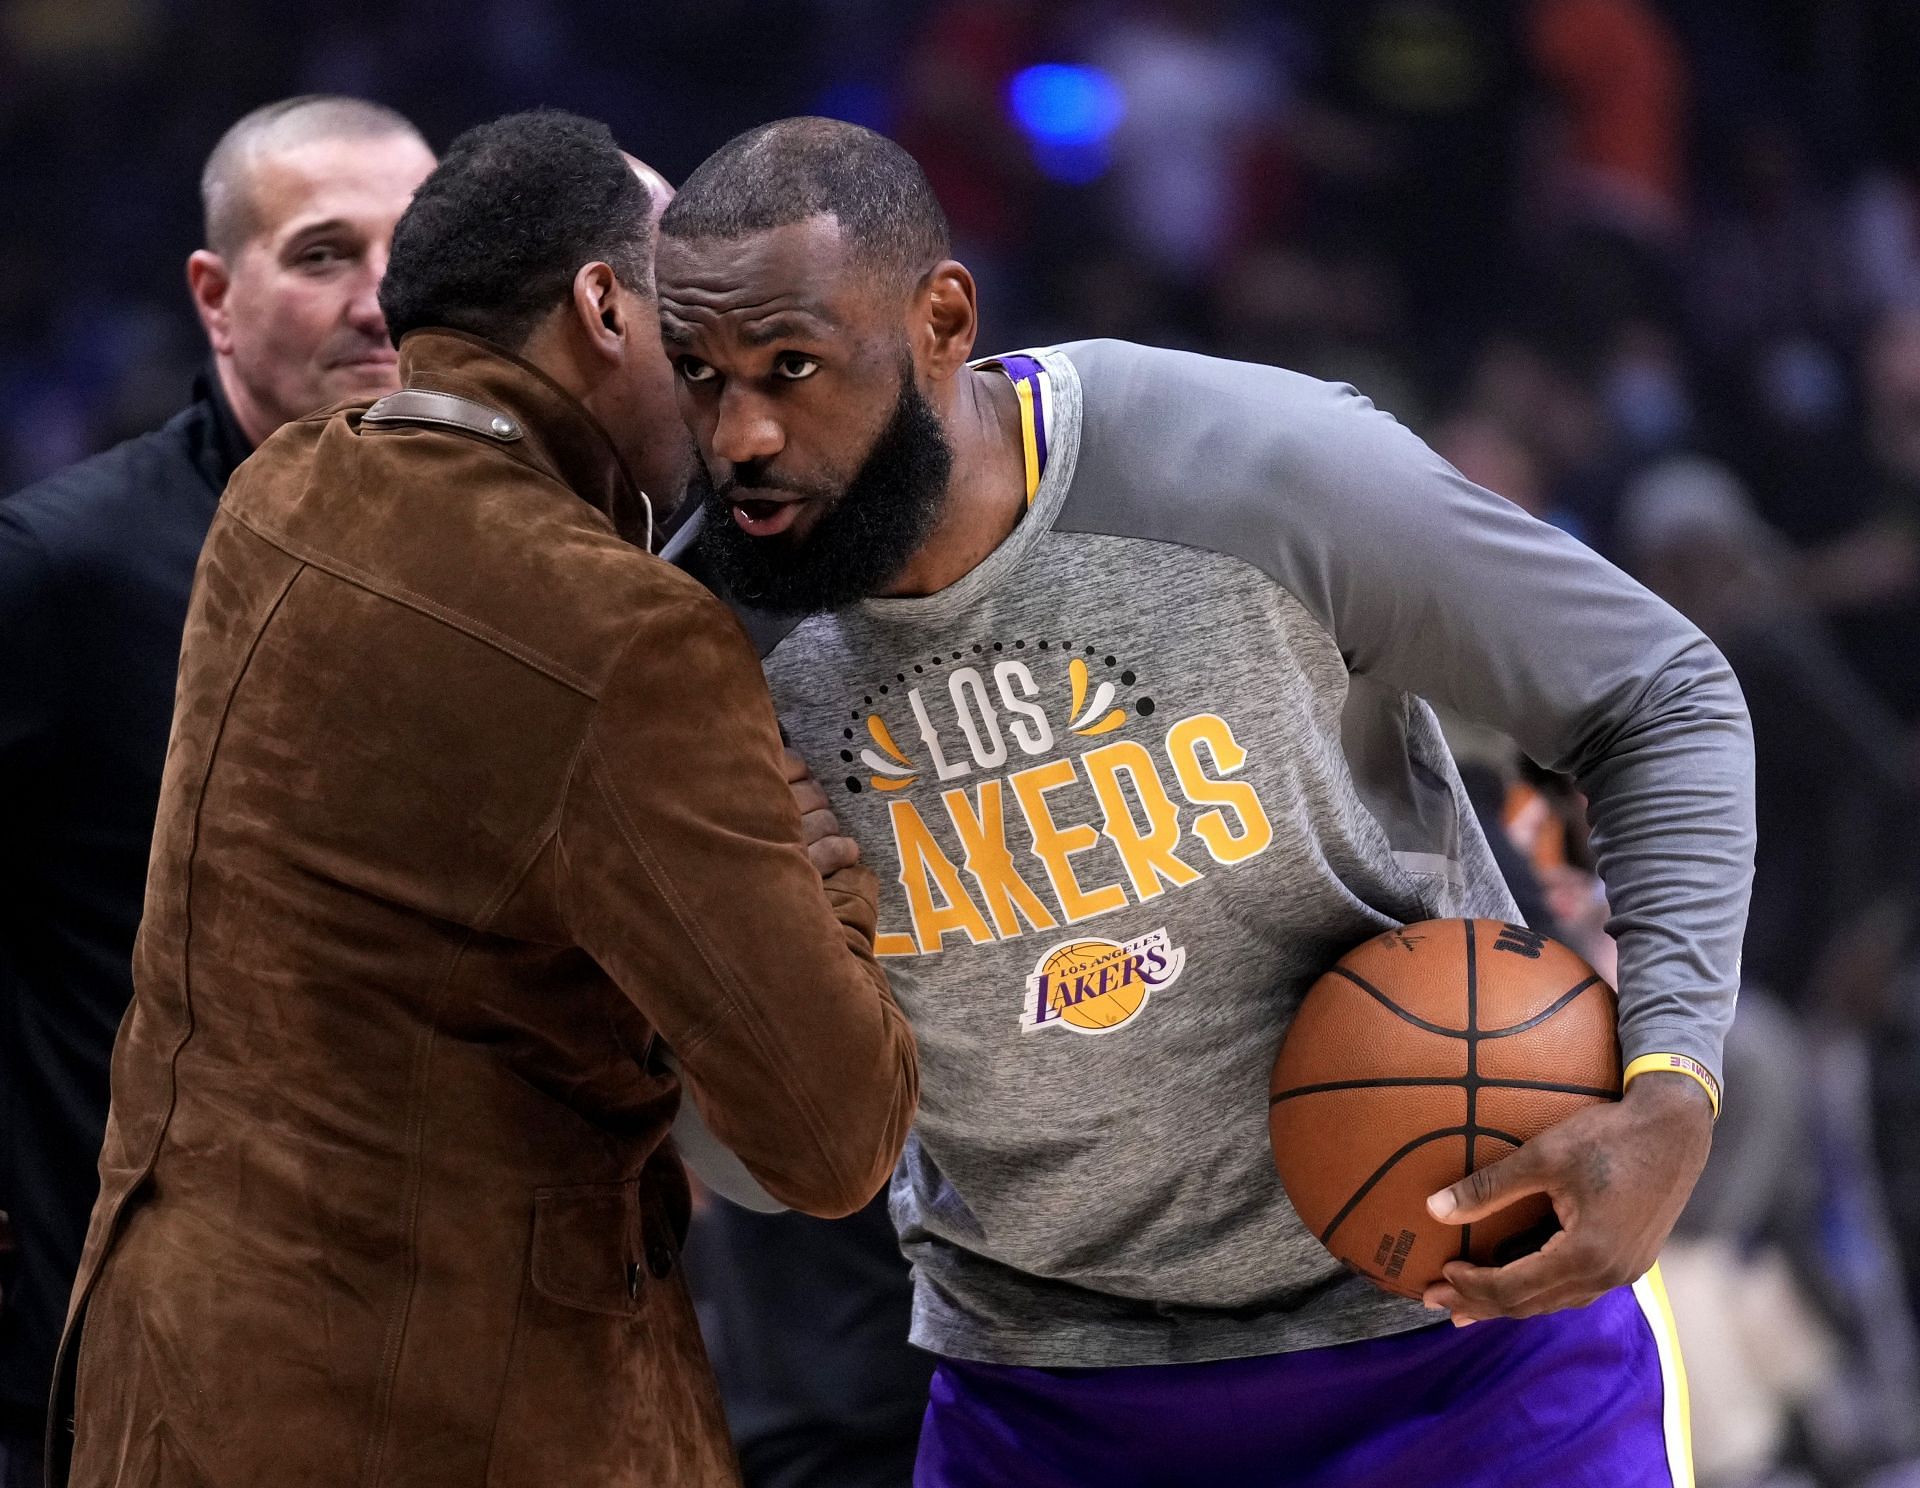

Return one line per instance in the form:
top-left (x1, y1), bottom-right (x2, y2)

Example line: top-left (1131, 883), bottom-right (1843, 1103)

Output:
top-left (1631, 1264), bottom-right (1696, 1488)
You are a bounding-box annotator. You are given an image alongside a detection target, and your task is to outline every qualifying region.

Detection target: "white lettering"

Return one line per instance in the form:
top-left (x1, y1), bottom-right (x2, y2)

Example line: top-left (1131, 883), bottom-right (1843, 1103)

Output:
top-left (910, 687), bottom-right (970, 781)
top-left (949, 667), bottom-right (1008, 769)
top-left (993, 661), bottom-right (1055, 756)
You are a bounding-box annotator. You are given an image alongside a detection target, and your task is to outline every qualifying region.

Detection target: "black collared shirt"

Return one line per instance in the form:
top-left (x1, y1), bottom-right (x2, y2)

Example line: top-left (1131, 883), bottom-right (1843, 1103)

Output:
top-left (0, 370), bottom-right (249, 1422)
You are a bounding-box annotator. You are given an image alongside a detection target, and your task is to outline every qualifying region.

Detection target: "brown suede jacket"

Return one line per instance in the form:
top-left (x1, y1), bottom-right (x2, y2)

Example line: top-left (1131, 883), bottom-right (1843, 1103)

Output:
top-left (50, 330), bottom-right (917, 1487)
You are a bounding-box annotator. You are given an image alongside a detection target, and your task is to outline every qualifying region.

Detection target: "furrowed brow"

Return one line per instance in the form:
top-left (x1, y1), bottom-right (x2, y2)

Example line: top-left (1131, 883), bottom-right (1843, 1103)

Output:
top-left (739, 312), bottom-right (832, 347)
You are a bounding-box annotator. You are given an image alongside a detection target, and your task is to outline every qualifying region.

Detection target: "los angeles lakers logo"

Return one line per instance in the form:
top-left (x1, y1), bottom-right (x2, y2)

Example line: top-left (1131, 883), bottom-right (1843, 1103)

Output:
top-left (1020, 928), bottom-right (1187, 1035)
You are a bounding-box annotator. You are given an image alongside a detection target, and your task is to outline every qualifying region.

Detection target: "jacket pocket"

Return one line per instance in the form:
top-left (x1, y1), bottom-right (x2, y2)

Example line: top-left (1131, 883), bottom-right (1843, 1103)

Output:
top-left (529, 1181), bottom-right (645, 1317)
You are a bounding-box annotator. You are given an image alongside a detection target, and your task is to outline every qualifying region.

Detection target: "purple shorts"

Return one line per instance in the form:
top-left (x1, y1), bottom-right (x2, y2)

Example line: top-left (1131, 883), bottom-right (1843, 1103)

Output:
top-left (915, 1274), bottom-right (1693, 1488)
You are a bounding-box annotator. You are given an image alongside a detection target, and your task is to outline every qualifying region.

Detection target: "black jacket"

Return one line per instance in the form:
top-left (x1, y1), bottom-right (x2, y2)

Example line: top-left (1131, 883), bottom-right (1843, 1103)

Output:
top-left (0, 371), bottom-right (248, 1425)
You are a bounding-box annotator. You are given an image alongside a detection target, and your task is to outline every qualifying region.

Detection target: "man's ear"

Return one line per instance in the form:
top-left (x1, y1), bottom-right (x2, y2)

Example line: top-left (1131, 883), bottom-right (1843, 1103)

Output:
top-left (187, 250), bottom-right (236, 355)
top-left (920, 260), bottom-right (979, 383)
top-left (571, 261), bottom-right (626, 364)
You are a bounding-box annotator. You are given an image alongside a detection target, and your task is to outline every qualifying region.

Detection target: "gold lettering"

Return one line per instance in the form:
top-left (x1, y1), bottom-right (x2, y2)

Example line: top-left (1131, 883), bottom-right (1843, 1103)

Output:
top-left (1009, 759), bottom-right (1128, 923)
top-left (942, 781), bottom-right (1058, 939)
top-left (1082, 740), bottom-right (1202, 900)
top-left (1165, 714), bottom-right (1274, 865)
top-left (889, 799), bottom-right (995, 952)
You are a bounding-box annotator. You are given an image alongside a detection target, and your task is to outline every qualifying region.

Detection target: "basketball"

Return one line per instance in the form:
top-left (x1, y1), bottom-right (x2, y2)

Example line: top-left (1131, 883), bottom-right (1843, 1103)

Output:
top-left (1268, 919), bottom-right (1621, 1300)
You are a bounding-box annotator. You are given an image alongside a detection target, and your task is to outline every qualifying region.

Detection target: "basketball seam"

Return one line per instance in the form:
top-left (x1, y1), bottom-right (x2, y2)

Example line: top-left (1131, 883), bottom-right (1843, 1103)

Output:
top-left (1328, 965), bottom-right (1601, 1039)
top-left (1269, 1077), bottom-right (1619, 1105)
top-left (1480, 976), bottom-right (1603, 1039)
top-left (1315, 1122), bottom-right (1532, 1249)
top-left (1463, 919), bottom-right (1478, 1264)
top-left (1327, 966), bottom-right (1460, 1036)
top-left (1317, 1126), bottom-right (1466, 1246)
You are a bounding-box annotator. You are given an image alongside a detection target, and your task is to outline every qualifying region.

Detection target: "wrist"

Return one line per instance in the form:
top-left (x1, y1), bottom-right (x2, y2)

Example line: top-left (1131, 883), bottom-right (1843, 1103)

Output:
top-left (1622, 1062), bottom-right (1718, 1123)
top-left (1623, 1051), bottom-right (1720, 1118)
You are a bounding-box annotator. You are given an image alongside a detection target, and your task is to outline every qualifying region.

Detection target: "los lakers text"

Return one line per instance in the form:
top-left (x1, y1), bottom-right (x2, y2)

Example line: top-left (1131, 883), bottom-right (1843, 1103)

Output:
top-left (831, 647), bottom-right (1276, 958)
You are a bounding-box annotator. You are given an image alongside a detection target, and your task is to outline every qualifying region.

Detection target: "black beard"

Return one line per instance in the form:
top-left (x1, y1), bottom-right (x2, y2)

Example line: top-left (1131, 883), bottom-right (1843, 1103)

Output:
top-left (693, 363), bottom-right (953, 614)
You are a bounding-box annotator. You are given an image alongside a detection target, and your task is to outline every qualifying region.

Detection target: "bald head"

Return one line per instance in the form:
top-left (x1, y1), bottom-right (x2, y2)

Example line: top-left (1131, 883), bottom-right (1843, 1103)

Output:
top-left (187, 95), bottom-right (433, 448)
top-left (202, 95), bottom-right (427, 257)
top-left (623, 152), bottom-right (674, 218)
top-left (659, 117), bottom-right (950, 292)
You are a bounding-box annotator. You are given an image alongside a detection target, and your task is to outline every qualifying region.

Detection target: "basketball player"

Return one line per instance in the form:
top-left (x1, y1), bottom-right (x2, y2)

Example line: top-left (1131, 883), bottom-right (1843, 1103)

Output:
top-left (656, 119), bottom-right (1750, 1487)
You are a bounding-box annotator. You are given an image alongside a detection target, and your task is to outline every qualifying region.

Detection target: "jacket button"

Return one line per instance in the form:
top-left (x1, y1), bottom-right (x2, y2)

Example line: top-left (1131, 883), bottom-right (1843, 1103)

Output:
top-left (490, 415), bottom-right (516, 437)
top-left (645, 1238), bottom-right (675, 1280)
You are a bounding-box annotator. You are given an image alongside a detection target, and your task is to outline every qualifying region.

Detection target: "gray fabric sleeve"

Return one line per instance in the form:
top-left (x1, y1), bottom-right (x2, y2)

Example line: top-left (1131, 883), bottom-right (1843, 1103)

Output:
top-left (1058, 341), bottom-right (1755, 1087)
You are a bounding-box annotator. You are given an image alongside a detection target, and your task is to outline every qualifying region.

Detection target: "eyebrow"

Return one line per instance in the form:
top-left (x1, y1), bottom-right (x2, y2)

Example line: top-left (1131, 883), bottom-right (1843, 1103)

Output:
top-left (739, 311), bottom-right (833, 347)
top-left (280, 218), bottom-right (357, 249)
top-left (654, 299), bottom-right (839, 349)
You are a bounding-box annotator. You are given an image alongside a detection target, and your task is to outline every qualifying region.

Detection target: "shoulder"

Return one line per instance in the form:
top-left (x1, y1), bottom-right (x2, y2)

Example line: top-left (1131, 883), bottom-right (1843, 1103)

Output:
top-left (605, 541), bottom-right (745, 640)
top-left (237, 412), bottom-right (746, 700)
top-left (537, 526), bottom-right (757, 710)
top-left (1, 407), bottom-right (216, 603)
top-left (2, 406), bottom-right (211, 556)
top-left (1049, 338), bottom-right (1446, 562)
top-left (1059, 338), bottom-right (1427, 473)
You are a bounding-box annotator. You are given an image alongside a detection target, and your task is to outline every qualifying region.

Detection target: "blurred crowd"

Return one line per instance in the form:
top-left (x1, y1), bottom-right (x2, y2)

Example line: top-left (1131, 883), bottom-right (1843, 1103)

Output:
top-left (5, 1), bottom-right (1920, 1484)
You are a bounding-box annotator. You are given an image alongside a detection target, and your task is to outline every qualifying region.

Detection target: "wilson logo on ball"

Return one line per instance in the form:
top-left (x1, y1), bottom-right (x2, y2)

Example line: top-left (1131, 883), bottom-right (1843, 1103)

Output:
top-left (1492, 923), bottom-right (1550, 958)
top-left (1020, 928), bottom-right (1186, 1035)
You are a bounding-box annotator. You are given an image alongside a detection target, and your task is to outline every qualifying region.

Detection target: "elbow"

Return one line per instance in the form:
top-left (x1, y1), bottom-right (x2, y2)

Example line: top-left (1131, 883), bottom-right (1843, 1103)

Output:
top-left (753, 1131), bottom-right (905, 1220)
top-left (1668, 634), bottom-right (1751, 732)
top-left (758, 1042), bottom-right (919, 1219)
top-left (1574, 633), bottom-right (1754, 780)
top-left (775, 1175), bottom-right (883, 1223)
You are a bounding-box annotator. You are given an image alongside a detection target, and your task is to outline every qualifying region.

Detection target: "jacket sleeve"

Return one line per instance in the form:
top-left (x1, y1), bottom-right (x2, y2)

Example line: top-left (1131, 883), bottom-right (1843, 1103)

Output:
top-left (555, 574), bottom-right (917, 1217)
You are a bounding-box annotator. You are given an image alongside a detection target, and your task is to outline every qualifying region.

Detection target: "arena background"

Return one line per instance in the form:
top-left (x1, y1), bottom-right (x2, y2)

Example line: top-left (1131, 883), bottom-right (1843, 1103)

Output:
top-left (5, 2), bottom-right (1920, 1484)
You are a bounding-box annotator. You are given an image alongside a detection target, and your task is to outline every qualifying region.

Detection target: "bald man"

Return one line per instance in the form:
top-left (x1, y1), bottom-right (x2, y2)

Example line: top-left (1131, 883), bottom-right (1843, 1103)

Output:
top-left (189, 95), bottom-right (438, 445)
top-left (0, 95), bottom-right (431, 1486)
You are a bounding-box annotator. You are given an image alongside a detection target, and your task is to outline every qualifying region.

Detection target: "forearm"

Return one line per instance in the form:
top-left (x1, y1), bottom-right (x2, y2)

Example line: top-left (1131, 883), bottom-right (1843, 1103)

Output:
top-left (1575, 641), bottom-right (1754, 1093)
top-left (561, 582), bottom-right (920, 1213)
top-left (679, 865), bottom-right (918, 1217)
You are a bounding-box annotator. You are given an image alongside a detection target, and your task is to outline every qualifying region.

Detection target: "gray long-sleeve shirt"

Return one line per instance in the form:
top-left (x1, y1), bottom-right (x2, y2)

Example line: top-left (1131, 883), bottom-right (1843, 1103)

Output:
top-left (759, 340), bottom-right (1755, 1367)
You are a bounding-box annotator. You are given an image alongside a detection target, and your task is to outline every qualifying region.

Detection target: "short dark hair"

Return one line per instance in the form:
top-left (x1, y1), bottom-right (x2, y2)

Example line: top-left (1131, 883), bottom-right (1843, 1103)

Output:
top-left (659, 117), bottom-right (950, 290)
top-left (202, 95), bottom-right (425, 257)
top-left (379, 110), bottom-right (654, 351)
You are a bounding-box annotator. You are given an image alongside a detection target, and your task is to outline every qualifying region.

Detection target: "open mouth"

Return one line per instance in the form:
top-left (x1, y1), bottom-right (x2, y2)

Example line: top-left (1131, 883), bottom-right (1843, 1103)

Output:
top-left (731, 494), bottom-right (809, 537)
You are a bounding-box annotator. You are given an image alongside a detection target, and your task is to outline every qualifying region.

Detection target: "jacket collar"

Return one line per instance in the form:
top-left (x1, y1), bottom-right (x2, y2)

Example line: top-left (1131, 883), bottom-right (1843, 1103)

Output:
top-left (391, 328), bottom-right (643, 527)
top-left (191, 364), bottom-right (255, 491)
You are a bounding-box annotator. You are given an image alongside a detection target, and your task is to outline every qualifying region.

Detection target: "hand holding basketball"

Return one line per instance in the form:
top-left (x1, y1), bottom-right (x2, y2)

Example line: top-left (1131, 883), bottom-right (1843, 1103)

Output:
top-left (1422, 1070), bottom-right (1713, 1324)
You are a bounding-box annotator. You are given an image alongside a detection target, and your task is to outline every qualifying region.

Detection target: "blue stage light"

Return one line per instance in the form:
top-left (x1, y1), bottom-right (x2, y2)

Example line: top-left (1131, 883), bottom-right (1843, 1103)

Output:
top-left (1008, 64), bottom-right (1124, 182)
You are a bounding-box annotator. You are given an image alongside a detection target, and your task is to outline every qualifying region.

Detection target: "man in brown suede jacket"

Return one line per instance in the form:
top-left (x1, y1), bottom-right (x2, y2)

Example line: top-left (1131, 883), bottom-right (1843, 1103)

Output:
top-left (52, 111), bottom-right (917, 1488)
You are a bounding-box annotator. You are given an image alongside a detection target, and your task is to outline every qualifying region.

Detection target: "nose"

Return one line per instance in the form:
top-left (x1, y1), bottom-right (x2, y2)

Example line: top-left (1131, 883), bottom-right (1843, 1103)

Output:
top-left (711, 382), bottom-right (785, 468)
top-left (347, 246), bottom-right (391, 340)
